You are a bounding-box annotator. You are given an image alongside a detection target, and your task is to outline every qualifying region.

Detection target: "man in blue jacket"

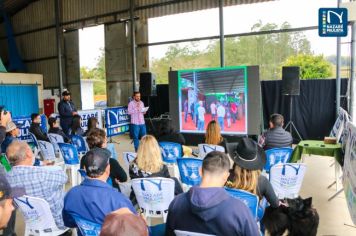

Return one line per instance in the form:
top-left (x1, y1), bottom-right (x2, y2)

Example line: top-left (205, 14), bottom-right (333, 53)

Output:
top-left (166, 151), bottom-right (259, 236)
top-left (58, 90), bottom-right (77, 136)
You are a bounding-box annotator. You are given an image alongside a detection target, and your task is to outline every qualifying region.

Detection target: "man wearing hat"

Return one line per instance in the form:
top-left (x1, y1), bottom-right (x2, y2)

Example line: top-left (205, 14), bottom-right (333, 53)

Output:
top-left (1, 121), bottom-right (20, 153)
top-left (58, 90), bottom-right (78, 136)
top-left (62, 148), bottom-right (136, 231)
top-left (0, 170), bottom-right (25, 230)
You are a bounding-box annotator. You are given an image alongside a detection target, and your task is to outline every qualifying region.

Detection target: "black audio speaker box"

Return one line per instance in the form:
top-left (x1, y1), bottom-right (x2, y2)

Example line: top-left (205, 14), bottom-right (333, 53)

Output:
top-left (140, 72), bottom-right (157, 96)
top-left (282, 67), bottom-right (300, 95)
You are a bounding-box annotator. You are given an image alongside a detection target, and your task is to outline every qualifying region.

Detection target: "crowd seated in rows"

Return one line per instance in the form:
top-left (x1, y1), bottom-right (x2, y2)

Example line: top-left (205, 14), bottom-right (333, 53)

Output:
top-left (259, 113), bottom-right (293, 150)
top-left (80, 128), bottom-right (127, 191)
top-left (166, 151), bottom-right (259, 235)
top-left (129, 135), bottom-right (183, 198)
top-left (63, 148), bottom-right (136, 231)
top-left (48, 116), bottom-right (71, 143)
top-left (226, 137), bottom-right (279, 208)
top-left (29, 113), bottom-right (50, 142)
top-left (204, 120), bottom-right (228, 153)
top-left (6, 141), bottom-right (67, 229)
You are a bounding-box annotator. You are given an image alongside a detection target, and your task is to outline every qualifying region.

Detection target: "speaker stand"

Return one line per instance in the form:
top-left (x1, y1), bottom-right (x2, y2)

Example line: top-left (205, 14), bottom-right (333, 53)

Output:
top-left (284, 95), bottom-right (303, 141)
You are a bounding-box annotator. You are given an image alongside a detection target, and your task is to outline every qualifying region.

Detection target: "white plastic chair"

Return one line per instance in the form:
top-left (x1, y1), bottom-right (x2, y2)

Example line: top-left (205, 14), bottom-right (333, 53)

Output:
top-left (38, 141), bottom-right (56, 161)
top-left (48, 133), bottom-right (64, 156)
top-left (29, 132), bottom-right (40, 158)
top-left (122, 152), bottom-right (137, 169)
top-left (131, 177), bottom-right (175, 225)
top-left (198, 144), bottom-right (225, 159)
top-left (269, 163), bottom-right (307, 199)
top-left (14, 195), bottom-right (69, 236)
top-left (174, 230), bottom-right (215, 236)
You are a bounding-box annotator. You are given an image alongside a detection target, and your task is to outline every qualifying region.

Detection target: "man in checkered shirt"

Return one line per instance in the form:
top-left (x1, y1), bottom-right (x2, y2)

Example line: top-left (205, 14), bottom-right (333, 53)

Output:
top-left (5, 141), bottom-right (67, 229)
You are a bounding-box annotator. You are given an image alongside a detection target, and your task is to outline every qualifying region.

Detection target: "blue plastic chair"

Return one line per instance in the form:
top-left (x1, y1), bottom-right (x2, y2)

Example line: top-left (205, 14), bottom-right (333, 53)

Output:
top-left (72, 214), bottom-right (101, 236)
top-left (58, 143), bottom-right (80, 165)
top-left (159, 142), bottom-right (182, 163)
top-left (225, 188), bottom-right (259, 219)
top-left (71, 135), bottom-right (88, 155)
top-left (264, 147), bottom-right (293, 173)
top-left (177, 158), bottom-right (202, 186)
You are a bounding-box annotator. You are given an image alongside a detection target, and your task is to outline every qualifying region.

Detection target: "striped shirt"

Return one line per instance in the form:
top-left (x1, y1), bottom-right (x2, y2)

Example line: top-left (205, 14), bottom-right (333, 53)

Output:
top-left (128, 100), bottom-right (145, 125)
top-left (6, 165), bottom-right (68, 229)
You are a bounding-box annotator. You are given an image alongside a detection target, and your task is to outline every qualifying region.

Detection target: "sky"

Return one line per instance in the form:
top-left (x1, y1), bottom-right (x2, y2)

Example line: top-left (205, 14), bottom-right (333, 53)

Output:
top-left (79, 0), bottom-right (350, 69)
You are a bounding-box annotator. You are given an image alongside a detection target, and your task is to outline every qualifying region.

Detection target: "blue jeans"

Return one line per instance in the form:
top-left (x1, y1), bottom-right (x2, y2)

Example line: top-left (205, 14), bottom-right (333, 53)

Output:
top-left (218, 117), bottom-right (224, 130)
top-left (132, 124), bottom-right (147, 151)
top-left (198, 120), bottom-right (205, 130)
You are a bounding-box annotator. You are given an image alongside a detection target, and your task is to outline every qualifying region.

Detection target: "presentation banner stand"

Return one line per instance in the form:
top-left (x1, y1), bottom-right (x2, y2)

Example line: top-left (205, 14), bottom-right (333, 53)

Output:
top-left (104, 106), bottom-right (130, 137)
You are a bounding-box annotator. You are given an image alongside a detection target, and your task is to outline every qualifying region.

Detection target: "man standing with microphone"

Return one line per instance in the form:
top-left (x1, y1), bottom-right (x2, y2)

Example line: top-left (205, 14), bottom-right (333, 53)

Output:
top-left (128, 91), bottom-right (147, 151)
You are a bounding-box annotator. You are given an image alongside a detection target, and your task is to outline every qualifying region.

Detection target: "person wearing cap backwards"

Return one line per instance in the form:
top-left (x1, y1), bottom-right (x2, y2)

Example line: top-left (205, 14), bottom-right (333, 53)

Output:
top-left (0, 170), bottom-right (25, 230)
top-left (62, 148), bottom-right (136, 233)
top-left (166, 151), bottom-right (259, 236)
top-left (1, 121), bottom-right (21, 153)
top-left (58, 90), bottom-right (78, 136)
top-left (226, 137), bottom-right (280, 216)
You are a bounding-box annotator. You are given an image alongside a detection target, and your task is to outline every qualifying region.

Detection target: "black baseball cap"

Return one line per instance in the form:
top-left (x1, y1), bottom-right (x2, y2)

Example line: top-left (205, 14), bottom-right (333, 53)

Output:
top-left (0, 173), bottom-right (25, 201)
top-left (62, 90), bottom-right (71, 96)
top-left (83, 148), bottom-right (110, 177)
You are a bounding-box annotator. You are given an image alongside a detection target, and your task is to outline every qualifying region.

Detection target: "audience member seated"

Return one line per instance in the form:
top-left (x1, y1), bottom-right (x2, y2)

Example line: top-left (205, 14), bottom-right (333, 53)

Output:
top-left (48, 117), bottom-right (70, 143)
top-left (1, 121), bottom-right (20, 153)
top-left (166, 151), bottom-right (259, 235)
top-left (129, 135), bottom-right (183, 197)
top-left (5, 141), bottom-right (67, 229)
top-left (63, 148), bottom-right (136, 230)
top-left (29, 113), bottom-right (50, 142)
top-left (0, 169), bottom-right (25, 230)
top-left (258, 113), bottom-right (293, 150)
top-left (226, 137), bottom-right (279, 209)
top-left (81, 128), bottom-right (127, 191)
top-left (83, 117), bottom-right (98, 137)
top-left (204, 120), bottom-right (228, 153)
top-left (69, 115), bottom-right (84, 136)
top-left (100, 208), bottom-right (148, 236)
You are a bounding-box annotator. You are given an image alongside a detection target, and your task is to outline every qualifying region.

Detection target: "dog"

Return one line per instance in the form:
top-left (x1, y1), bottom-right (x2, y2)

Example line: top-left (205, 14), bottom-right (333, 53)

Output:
top-left (262, 197), bottom-right (319, 236)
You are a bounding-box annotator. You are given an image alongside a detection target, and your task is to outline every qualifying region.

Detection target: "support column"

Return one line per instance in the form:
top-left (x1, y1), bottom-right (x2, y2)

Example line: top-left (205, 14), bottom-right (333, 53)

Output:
top-left (64, 30), bottom-right (82, 109)
top-left (105, 19), bottom-right (148, 107)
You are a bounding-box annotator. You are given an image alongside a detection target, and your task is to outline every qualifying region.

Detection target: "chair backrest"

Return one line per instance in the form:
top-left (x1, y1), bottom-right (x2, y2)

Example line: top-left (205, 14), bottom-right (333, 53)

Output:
top-left (0, 154), bottom-right (11, 172)
top-left (38, 140), bottom-right (56, 160)
top-left (71, 214), bottom-right (102, 236)
top-left (264, 147), bottom-right (293, 173)
top-left (225, 188), bottom-right (259, 219)
top-left (48, 133), bottom-right (64, 153)
top-left (71, 135), bottom-right (88, 154)
top-left (14, 195), bottom-right (59, 232)
top-left (269, 163), bottom-right (307, 199)
top-left (131, 177), bottom-right (175, 220)
top-left (198, 144), bottom-right (225, 159)
top-left (106, 143), bottom-right (117, 159)
top-left (58, 143), bottom-right (80, 165)
top-left (177, 158), bottom-right (202, 186)
top-left (122, 152), bottom-right (137, 169)
top-left (174, 230), bottom-right (216, 236)
top-left (29, 132), bottom-right (39, 147)
top-left (159, 142), bottom-right (182, 163)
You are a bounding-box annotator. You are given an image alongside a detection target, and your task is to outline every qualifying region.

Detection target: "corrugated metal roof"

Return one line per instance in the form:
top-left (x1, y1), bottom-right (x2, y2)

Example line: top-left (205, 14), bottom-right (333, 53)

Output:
top-left (1, 0), bottom-right (37, 15)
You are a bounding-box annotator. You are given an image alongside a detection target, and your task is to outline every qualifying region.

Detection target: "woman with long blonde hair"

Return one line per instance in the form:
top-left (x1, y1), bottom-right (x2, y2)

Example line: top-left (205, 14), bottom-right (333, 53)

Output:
top-left (129, 135), bottom-right (183, 195)
top-left (226, 137), bottom-right (279, 208)
top-left (204, 120), bottom-right (228, 153)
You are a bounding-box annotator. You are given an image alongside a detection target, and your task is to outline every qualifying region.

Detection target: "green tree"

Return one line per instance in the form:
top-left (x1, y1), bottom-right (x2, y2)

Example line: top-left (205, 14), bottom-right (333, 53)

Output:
top-left (283, 54), bottom-right (332, 79)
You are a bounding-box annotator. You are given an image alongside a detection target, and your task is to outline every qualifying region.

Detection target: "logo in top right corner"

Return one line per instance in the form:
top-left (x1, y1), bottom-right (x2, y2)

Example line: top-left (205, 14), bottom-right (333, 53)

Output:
top-left (319, 8), bottom-right (348, 37)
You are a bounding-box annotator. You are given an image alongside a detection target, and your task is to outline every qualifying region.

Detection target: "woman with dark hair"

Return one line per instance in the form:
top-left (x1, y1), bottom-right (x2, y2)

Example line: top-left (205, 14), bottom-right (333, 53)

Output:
top-left (83, 117), bottom-right (98, 137)
top-left (48, 117), bottom-right (70, 143)
top-left (69, 115), bottom-right (84, 136)
top-left (156, 119), bottom-right (185, 145)
top-left (80, 128), bottom-right (127, 191)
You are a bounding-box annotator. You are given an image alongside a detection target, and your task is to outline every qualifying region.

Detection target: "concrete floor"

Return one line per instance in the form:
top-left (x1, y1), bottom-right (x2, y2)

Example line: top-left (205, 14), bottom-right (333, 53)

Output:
top-left (10, 134), bottom-right (356, 236)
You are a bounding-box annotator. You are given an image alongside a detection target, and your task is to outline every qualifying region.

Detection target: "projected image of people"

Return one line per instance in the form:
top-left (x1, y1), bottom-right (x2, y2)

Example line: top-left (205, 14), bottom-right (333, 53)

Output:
top-left (179, 67), bottom-right (247, 134)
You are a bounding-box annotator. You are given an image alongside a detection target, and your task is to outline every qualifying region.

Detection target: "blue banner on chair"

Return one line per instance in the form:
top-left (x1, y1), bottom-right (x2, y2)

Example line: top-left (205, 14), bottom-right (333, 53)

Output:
top-left (71, 135), bottom-right (88, 154)
top-left (177, 158), bottom-right (202, 186)
top-left (264, 147), bottom-right (293, 173)
top-left (57, 143), bottom-right (80, 165)
top-left (225, 188), bottom-right (259, 219)
top-left (159, 142), bottom-right (182, 163)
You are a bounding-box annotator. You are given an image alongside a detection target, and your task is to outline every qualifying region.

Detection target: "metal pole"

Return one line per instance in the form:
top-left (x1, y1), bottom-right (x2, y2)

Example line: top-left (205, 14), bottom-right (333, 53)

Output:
top-left (350, 22), bottom-right (356, 122)
top-left (219, 0), bottom-right (224, 67)
top-left (130, 0), bottom-right (137, 92)
top-left (54, 0), bottom-right (63, 94)
top-left (336, 0), bottom-right (341, 115)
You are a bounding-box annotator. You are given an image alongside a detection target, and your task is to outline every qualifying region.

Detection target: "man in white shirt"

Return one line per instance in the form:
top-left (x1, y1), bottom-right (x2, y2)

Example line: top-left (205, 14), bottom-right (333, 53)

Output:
top-left (217, 103), bottom-right (226, 131)
top-left (210, 102), bottom-right (217, 121)
top-left (197, 101), bottom-right (206, 131)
